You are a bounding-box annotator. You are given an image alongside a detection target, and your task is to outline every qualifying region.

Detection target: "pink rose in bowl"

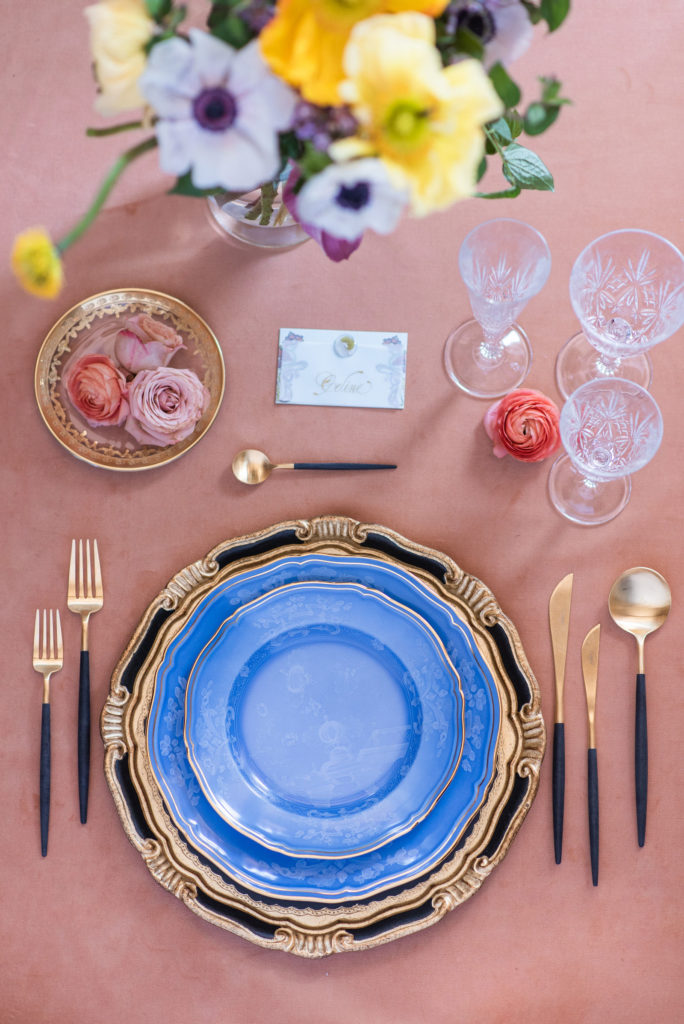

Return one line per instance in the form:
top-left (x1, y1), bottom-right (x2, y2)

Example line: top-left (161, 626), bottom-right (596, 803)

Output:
top-left (484, 388), bottom-right (561, 463)
top-left (64, 353), bottom-right (129, 428)
top-left (125, 366), bottom-right (210, 446)
top-left (114, 313), bottom-right (185, 373)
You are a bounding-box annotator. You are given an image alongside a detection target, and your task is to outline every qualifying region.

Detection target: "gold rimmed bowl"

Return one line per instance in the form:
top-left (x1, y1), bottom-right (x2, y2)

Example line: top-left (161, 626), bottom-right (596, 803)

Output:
top-left (34, 288), bottom-right (225, 471)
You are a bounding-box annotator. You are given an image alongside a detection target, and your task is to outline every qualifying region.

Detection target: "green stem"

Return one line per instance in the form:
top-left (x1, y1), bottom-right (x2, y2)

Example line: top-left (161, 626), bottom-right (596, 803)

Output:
top-left (86, 120), bottom-right (146, 137)
top-left (483, 125), bottom-right (506, 158)
top-left (57, 136), bottom-right (158, 253)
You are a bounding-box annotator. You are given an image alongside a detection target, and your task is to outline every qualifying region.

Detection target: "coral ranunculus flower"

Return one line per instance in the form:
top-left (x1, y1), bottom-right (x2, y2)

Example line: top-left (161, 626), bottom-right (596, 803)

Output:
top-left (11, 228), bottom-right (63, 299)
top-left (259, 0), bottom-right (449, 106)
top-left (333, 13), bottom-right (503, 215)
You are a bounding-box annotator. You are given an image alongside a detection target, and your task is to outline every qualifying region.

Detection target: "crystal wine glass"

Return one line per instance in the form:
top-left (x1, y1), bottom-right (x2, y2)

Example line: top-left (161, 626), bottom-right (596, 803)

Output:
top-left (555, 229), bottom-right (684, 399)
top-left (443, 218), bottom-right (551, 398)
top-left (548, 378), bottom-right (663, 526)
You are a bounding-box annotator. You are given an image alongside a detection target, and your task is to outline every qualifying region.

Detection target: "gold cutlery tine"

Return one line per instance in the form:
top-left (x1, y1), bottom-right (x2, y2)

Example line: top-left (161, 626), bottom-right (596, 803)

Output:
top-left (67, 539), bottom-right (104, 824)
top-left (32, 609), bottom-right (63, 856)
top-left (581, 624), bottom-right (601, 886)
top-left (549, 573), bottom-right (573, 864)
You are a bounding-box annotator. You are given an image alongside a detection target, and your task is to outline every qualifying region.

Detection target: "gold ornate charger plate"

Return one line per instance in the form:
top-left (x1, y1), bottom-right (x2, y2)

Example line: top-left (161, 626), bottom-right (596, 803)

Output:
top-left (34, 288), bottom-right (225, 471)
top-left (102, 516), bottom-right (545, 957)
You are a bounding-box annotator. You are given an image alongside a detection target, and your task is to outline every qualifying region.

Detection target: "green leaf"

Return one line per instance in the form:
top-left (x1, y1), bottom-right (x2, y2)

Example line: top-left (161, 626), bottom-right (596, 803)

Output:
top-left (145, 0), bottom-right (172, 19)
top-left (475, 185), bottom-right (522, 199)
top-left (505, 110), bottom-right (525, 138)
top-left (501, 143), bottom-right (554, 191)
top-left (279, 130), bottom-right (303, 162)
top-left (540, 0), bottom-right (571, 31)
top-left (487, 116), bottom-right (513, 146)
top-left (454, 27), bottom-right (485, 60)
top-left (297, 142), bottom-right (332, 180)
top-left (169, 173), bottom-right (223, 198)
top-left (476, 156), bottom-right (487, 183)
top-left (489, 63), bottom-right (522, 109)
top-left (207, 11), bottom-right (253, 48)
top-left (524, 102), bottom-right (560, 136)
top-left (539, 75), bottom-right (572, 106)
top-left (520, 2), bottom-right (544, 25)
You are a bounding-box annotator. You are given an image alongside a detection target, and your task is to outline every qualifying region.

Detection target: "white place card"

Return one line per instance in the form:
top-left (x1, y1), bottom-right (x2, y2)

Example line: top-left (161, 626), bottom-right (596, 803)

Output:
top-left (275, 328), bottom-right (407, 409)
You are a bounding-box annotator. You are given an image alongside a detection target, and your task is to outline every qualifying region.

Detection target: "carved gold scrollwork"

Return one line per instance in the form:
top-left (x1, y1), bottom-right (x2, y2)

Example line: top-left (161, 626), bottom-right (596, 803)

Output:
top-left (101, 683), bottom-right (129, 755)
top-left (141, 840), bottom-right (198, 900)
top-left (432, 862), bottom-right (488, 917)
top-left (160, 558), bottom-right (219, 609)
top-left (446, 572), bottom-right (500, 626)
top-left (295, 515), bottom-right (365, 542)
top-left (517, 703), bottom-right (546, 778)
top-left (274, 927), bottom-right (355, 958)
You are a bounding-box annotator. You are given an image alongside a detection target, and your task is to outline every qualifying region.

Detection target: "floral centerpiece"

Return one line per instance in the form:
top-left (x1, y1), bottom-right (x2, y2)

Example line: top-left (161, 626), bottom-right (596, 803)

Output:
top-left (12, 0), bottom-right (570, 297)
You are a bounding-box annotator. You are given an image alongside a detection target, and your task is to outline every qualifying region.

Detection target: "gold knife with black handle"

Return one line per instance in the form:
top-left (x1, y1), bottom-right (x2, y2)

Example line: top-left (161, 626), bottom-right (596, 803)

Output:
top-left (582, 624), bottom-right (601, 886)
top-left (549, 574), bottom-right (573, 864)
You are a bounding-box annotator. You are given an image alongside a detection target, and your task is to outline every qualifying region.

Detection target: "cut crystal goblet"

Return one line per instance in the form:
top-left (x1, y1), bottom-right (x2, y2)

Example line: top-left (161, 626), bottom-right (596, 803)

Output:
top-left (548, 378), bottom-right (663, 526)
top-left (444, 218), bottom-right (551, 398)
top-left (556, 229), bottom-right (684, 398)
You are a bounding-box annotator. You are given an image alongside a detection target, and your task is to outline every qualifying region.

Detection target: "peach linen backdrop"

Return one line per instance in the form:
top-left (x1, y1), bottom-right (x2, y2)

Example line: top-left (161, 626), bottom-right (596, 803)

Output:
top-left (2, 2), bottom-right (683, 1022)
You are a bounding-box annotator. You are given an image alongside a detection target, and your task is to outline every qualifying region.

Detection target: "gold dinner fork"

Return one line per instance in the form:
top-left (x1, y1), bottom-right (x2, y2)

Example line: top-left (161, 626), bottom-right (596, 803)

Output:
top-left (33, 609), bottom-right (63, 857)
top-left (67, 539), bottom-right (103, 824)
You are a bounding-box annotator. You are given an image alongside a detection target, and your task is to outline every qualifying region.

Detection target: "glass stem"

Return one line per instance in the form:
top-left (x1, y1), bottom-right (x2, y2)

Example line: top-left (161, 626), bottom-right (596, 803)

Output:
top-left (477, 329), bottom-right (505, 365)
top-left (594, 351), bottom-right (623, 376)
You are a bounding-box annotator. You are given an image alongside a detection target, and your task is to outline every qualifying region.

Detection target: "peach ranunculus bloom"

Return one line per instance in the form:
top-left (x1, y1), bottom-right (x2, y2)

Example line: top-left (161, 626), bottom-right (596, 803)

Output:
top-left (125, 366), bottom-right (210, 446)
top-left (85, 0), bottom-right (155, 116)
top-left (484, 388), bottom-right (561, 462)
top-left (64, 354), bottom-right (129, 427)
top-left (114, 314), bottom-right (185, 373)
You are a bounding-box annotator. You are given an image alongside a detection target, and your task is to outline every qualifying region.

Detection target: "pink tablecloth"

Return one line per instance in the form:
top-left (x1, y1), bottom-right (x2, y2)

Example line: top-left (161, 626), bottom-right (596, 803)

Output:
top-left (2, 2), bottom-right (683, 1021)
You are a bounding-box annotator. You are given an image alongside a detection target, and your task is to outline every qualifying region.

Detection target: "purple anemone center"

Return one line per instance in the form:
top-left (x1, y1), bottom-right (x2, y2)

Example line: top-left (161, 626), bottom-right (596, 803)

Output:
top-left (335, 182), bottom-right (371, 211)
top-left (455, 3), bottom-right (495, 43)
top-left (192, 87), bottom-right (237, 132)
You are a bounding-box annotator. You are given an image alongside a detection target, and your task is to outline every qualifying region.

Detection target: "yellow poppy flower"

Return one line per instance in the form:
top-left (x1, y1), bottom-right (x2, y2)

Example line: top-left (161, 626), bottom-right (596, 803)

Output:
top-left (332, 13), bottom-right (503, 215)
top-left (85, 0), bottom-right (154, 116)
top-left (11, 228), bottom-right (64, 299)
top-left (259, 0), bottom-right (449, 106)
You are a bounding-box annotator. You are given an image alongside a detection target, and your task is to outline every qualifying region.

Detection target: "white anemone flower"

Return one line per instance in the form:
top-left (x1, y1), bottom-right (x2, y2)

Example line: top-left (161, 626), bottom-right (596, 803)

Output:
top-left (483, 0), bottom-right (534, 68)
top-left (139, 29), bottom-right (297, 191)
top-left (296, 159), bottom-right (408, 243)
top-left (449, 1), bottom-right (533, 69)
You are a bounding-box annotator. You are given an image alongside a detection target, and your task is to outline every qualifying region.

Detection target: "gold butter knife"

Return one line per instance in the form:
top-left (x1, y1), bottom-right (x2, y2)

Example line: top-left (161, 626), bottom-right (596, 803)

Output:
top-left (582, 624), bottom-right (601, 886)
top-left (549, 573), bottom-right (573, 864)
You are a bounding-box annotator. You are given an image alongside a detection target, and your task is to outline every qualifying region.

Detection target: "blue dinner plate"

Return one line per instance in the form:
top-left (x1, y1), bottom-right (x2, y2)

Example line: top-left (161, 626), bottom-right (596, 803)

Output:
top-left (184, 581), bottom-right (465, 859)
top-left (148, 555), bottom-right (500, 902)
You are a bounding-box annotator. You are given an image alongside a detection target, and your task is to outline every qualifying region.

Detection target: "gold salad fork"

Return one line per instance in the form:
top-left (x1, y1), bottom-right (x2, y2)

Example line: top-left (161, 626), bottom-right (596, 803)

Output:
top-left (67, 539), bottom-right (103, 824)
top-left (33, 609), bottom-right (63, 857)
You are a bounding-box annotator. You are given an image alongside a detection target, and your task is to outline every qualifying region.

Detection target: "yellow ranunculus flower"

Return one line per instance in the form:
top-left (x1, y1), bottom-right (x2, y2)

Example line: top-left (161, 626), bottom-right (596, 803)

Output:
top-left (11, 228), bottom-right (64, 299)
top-left (332, 13), bottom-right (503, 215)
top-left (259, 0), bottom-right (449, 106)
top-left (85, 0), bottom-right (154, 116)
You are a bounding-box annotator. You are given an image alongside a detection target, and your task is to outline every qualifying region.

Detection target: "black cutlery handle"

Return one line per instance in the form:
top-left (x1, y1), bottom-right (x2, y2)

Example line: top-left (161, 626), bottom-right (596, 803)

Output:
top-left (292, 463), bottom-right (397, 471)
top-left (40, 703), bottom-right (50, 857)
top-left (552, 722), bottom-right (565, 864)
top-left (78, 650), bottom-right (91, 824)
top-left (588, 747), bottom-right (599, 886)
top-left (636, 672), bottom-right (647, 848)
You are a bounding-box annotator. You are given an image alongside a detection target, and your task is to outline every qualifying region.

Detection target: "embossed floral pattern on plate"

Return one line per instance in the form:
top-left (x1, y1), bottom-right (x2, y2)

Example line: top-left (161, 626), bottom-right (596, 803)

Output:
top-left (183, 581), bottom-right (466, 859)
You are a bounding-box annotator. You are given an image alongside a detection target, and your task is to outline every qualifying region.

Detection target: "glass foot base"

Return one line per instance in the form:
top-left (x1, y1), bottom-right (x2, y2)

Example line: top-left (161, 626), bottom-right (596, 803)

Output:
top-left (555, 331), bottom-right (653, 400)
top-left (443, 320), bottom-right (532, 399)
top-left (548, 454), bottom-right (632, 525)
top-left (206, 193), bottom-right (311, 251)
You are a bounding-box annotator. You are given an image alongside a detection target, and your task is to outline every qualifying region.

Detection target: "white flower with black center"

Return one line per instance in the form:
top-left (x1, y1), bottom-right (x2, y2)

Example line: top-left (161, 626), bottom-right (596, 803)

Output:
top-left (295, 159), bottom-right (408, 242)
top-left (139, 29), bottom-right (297, 192)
